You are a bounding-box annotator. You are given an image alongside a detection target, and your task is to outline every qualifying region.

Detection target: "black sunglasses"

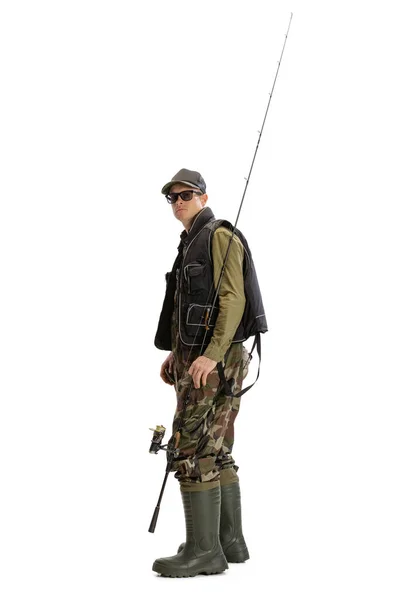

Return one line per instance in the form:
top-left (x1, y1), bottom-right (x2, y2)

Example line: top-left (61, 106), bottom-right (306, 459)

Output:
top-left (166, 190), bottom-right (202, 204)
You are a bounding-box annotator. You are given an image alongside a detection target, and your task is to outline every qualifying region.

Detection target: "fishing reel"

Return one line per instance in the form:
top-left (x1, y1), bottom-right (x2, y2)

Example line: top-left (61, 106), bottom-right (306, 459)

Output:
top-left (149, 425), bottom-right (167, 454)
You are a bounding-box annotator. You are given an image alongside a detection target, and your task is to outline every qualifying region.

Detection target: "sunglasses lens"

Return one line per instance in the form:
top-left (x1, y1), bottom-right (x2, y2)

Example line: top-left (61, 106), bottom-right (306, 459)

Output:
top-left (180, 191), bottom-right (193, 201)
top-left (167, 193), bottom-right (178, 204)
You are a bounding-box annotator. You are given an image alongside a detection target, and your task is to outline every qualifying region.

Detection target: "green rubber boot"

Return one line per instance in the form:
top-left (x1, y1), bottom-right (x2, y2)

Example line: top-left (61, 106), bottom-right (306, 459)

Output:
top-left (152, 486), bottom-right (228, 578)
top-left (177, 480), bottom-right (249, 562)
top-left (219, 481), bottom-right (250, 562)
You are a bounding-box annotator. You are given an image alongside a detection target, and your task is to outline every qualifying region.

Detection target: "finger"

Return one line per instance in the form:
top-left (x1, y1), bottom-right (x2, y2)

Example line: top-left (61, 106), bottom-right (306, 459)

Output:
top-left (201, 370), bottom-right (208, 387)
top-left (196, 369), bottom-right (205, 389)
top-left (160, 368), bottom-right (171, 385)
top-left (190, 368), bottom-right (199, 388)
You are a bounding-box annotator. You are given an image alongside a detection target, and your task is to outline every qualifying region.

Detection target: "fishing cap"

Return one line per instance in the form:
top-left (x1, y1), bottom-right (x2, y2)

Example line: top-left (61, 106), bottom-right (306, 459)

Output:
top-left (161, 168), bottom-right (206, 196)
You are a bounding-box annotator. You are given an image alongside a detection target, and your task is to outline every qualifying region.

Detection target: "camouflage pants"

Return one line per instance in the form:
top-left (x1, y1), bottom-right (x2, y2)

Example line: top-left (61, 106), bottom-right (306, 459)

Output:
top-left (168, 343), bottom-right (249, 488)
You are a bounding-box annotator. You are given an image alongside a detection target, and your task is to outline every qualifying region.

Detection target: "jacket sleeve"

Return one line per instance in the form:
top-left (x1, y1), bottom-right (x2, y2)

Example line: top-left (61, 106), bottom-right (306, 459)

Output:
top-left (203, 227), bottom-right (246, 363)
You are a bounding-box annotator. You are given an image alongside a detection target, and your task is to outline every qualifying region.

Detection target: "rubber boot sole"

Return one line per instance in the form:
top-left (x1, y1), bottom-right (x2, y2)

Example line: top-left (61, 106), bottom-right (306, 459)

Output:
top-left (152, 553), bottom-right (228, 577)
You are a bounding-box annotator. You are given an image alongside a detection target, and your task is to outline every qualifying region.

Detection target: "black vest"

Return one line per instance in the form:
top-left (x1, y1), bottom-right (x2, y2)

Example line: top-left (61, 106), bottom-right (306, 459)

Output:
top-left (154, 207), bottom-right (268, 351)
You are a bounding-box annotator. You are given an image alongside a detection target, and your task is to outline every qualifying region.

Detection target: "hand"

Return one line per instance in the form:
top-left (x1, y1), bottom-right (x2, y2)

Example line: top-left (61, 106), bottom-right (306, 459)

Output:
top-left (160, 352), bottom-right (175, 385)
top-left (188, 356), bottom-right (217, 389)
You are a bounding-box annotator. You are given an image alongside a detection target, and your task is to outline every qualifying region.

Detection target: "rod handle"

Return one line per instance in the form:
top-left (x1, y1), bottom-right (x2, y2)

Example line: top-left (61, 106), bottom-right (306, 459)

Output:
top-left (148, 505), bottom-right (160, 533)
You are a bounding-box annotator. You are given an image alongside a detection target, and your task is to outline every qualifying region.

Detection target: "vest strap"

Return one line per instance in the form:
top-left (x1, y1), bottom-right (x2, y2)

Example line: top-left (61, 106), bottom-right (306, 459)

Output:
top-left (216, 332), bottom-right (262, 398)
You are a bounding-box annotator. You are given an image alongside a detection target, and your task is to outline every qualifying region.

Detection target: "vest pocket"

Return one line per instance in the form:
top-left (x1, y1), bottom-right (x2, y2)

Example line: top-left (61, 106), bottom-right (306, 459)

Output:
top-left (184, 262), bottom-right (206, 294)
top-left (186, 304), bottom-right (216, 328)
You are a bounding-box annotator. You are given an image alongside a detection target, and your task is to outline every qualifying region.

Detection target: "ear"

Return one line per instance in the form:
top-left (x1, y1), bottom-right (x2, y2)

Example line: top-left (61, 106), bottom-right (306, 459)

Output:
top-left (201, 194), bottom-right (208, 207)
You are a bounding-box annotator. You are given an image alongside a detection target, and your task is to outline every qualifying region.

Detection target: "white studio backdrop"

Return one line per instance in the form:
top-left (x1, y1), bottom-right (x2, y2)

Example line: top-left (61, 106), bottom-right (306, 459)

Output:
top-left (1, 1), bottom-right (399, 599)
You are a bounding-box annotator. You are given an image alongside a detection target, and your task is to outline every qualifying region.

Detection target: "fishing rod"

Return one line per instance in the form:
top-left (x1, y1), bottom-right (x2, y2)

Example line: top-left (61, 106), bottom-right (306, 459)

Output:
top-left (196, 11), bottom-right (294, 364)
top-left (148, 12), bottom-right (293, 534)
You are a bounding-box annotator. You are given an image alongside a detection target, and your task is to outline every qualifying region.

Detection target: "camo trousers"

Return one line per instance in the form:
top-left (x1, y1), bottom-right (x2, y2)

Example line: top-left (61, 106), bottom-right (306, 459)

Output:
top-left (169, 342), bottom-right (249, 489)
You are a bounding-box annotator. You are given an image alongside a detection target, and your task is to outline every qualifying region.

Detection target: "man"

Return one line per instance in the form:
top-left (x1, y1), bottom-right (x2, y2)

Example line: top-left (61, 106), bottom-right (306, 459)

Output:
top-left (152, 168), bottom-right (267, 577)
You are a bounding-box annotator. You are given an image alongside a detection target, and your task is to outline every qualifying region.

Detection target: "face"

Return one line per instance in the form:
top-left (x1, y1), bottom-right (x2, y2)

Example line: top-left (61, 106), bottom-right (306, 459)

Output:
top-left (169, 183), bottom-right (208, 230)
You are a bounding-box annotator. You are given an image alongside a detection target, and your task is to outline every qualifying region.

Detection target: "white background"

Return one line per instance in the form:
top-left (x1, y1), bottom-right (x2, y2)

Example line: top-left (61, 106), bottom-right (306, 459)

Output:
top-left (1, 1), bottom-right (399, 598)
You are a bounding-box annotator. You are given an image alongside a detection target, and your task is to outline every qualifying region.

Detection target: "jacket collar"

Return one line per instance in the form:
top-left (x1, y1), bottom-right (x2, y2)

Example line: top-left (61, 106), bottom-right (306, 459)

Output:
top-left (180, 207), bottom-right (215, 246)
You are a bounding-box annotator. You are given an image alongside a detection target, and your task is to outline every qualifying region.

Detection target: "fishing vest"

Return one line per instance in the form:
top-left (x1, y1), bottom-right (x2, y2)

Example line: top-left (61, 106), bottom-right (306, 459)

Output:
top-left (154, 207), bottom-right (268, 352)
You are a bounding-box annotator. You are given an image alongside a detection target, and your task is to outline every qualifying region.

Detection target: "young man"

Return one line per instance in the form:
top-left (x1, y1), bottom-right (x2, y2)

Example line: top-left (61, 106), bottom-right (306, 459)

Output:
top-left (152, 168), bottom-right (267, 577)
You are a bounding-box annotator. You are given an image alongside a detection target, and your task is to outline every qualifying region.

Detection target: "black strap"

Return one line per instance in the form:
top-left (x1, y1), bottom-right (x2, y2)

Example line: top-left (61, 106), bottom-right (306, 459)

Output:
top-left (217, 332), bottom-right (262, 398)
top-left (217, 361), bottom-right (234, 396)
